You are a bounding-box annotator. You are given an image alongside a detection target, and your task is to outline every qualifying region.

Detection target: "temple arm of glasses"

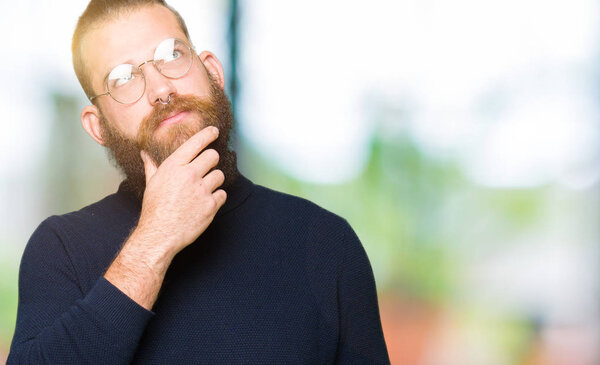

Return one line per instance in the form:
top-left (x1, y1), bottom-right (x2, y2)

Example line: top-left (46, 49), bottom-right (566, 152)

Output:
top-left (89, 92), bottom-right (109, 101)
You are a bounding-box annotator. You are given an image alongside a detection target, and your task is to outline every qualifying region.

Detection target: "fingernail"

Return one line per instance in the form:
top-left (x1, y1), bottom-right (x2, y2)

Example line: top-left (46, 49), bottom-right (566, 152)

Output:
top-left (212, 126), bottom-right (219, 134)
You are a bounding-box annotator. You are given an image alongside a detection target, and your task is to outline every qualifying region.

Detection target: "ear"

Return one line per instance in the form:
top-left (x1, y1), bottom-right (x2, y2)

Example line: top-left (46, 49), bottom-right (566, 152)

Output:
top-left (81, 104), bottom-right (106, 145)
top-left (198, 50), bottom-right (225, 90)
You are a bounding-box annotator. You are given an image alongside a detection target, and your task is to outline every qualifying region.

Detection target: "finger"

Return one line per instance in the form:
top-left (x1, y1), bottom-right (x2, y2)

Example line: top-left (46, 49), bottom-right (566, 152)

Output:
top-left (168, 126), bottom-right (219, 164)
top-left (140, 150), bottom-right (158, 184)
top-left (202, 169), bottom-right (225, 192)
top-left (190, 149), bottom-right (219, 177)
top-left (212, 189), bottom-right (227, 208)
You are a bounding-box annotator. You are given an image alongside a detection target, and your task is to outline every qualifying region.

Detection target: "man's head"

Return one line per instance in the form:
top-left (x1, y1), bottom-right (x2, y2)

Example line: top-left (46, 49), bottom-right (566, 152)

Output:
top-left (73, 0), bottom-right (237, 199)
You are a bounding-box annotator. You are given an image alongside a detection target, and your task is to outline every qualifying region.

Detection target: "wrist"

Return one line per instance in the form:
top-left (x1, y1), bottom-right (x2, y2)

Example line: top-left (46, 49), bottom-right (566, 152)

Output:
top-left (126, 226), bottom-right (177, 275)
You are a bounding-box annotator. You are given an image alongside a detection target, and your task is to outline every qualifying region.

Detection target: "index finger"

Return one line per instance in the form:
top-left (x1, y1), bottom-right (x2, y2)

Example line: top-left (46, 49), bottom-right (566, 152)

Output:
top-left (167, 126), bottom-right (219, 164)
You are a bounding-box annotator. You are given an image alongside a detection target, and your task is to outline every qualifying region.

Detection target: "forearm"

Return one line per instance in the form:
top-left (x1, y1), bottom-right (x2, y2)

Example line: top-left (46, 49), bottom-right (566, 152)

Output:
top-left (104, 226), bottom-right (177, 311)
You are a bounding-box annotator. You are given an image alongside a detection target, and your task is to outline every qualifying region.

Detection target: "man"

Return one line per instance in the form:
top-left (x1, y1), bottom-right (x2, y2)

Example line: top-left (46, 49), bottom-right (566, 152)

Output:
top-left (8, 0), bottom-right (390, 363)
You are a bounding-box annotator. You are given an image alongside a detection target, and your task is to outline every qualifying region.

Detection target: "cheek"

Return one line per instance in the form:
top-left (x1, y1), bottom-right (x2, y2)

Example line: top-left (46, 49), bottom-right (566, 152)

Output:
top-left (104, 107), bottom-right (144, 138)
top-left (178, 65), bottom-right (211, 97)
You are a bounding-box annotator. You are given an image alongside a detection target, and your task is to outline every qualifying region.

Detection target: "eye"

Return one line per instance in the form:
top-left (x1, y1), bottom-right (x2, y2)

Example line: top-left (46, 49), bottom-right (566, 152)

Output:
top-left (169, 50), bottom-right (182, 61)
top-left (115, 74), bottom-right (134, 87)
top-left (154, 38), bottom-right (177, 62)
top-left (152, 38), bottom-right (192, 78)
top-left (108, 64), bottom-right (136, 88)
top-left (154, 38), bottom-right (189, 64)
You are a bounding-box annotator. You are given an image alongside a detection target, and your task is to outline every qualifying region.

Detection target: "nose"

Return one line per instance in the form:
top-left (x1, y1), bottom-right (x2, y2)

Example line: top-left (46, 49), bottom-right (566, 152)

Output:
top-left (142, 62), bottom-right (177, 106)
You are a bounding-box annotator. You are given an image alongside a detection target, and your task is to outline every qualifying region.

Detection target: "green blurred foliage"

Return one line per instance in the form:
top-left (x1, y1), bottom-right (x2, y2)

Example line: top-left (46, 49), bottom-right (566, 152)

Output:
top-left (0, 247), bottom-right (19, 352)
top-left (43, 92), bottom-right (122, 215)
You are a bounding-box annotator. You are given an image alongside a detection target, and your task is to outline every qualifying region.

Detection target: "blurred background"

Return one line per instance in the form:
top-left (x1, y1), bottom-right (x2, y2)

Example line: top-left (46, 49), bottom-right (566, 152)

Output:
top-left (1, 0), bottom-right (599, 363)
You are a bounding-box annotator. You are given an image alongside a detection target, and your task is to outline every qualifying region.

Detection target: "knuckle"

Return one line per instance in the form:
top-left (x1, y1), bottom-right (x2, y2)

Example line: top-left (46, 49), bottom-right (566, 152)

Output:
top-left (200, 128), bottom-right (215, 143)
top-left (191, 132), bottom-right (206, 146)
top-left (216, 190), bottom-right (226, 203)
top-left (206, 197), bottom-right (217, 211)
top-left (201, 133), bottom-right (211, 146)
top-left (183, 168), bottom-right (196, 183)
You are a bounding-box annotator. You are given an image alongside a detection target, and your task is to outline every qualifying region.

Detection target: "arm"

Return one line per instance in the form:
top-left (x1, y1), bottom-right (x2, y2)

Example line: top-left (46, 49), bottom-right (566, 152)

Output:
top-left (8, 219), bottom-right (154, 364)
top-left (335, 222), bottom-right (391, 364)
top-left (8, 126), bottom-right (226, 363)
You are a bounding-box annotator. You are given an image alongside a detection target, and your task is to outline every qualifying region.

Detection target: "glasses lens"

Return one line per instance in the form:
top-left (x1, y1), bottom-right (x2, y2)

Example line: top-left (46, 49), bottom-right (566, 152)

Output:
top-left (153, 38), bottom-right (193, 79)
top-left (107, 64), bottom-right (145, 104)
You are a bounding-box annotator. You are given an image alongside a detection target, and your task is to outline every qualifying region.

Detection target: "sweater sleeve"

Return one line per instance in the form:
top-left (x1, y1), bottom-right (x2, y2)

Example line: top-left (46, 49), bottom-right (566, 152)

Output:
top-left (7, 218), bottom-right (154, 364)
top-left (335, 221), bottom-right (390, 364)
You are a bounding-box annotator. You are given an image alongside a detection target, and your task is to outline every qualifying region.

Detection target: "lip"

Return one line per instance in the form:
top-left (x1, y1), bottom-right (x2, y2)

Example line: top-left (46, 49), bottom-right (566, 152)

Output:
top-left (159, 111), bottom-right (189, 128)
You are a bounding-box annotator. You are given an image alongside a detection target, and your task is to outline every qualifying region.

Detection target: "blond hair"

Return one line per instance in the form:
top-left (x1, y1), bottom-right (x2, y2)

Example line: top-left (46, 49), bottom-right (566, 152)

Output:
top-left (72, 0), bottom-right (191, 101)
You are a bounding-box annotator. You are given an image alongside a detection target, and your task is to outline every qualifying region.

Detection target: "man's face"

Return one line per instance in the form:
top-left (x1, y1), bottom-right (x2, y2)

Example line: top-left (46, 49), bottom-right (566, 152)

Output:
top-left (82, 4), bottom-right (237, 198)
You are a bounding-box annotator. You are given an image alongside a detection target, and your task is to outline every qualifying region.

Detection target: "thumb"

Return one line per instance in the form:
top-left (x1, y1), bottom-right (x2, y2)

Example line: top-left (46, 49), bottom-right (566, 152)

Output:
top-left (140, 150), bottom-right (158, 184)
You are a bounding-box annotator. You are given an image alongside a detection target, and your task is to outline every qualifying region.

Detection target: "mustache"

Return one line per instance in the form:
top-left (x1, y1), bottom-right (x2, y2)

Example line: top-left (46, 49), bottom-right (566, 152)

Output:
top-left (136, 94), bottom-right (215, 138)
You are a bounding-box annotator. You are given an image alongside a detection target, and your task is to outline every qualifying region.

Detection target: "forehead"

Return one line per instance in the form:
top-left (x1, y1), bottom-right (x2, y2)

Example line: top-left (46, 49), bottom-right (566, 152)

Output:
top-left (84, 4), bottom-right (189, 88)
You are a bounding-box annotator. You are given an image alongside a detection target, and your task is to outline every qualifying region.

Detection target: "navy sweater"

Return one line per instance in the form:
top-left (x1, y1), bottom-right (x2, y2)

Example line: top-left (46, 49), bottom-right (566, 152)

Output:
top-left (8, 175), bottom-right (390, 364)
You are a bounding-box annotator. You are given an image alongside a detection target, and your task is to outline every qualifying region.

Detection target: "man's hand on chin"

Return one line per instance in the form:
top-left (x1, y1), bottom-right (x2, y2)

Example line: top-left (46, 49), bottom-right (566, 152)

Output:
top-left (138, 125), bottom-right (227, 254)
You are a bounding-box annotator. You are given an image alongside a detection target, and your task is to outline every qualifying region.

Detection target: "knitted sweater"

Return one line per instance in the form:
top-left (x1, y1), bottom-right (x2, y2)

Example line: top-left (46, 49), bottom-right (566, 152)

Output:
top-left (8, 175), bottom-right (390, 364)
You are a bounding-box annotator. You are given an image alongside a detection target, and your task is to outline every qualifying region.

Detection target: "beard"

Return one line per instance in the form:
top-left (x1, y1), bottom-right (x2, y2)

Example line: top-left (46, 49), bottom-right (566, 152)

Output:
top-left (99, 78), bottom-right (238, 201)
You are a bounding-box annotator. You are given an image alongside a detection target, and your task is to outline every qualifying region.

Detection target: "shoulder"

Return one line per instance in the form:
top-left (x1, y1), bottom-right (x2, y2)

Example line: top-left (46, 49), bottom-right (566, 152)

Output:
top-left (53, 190), bottom-right (134, 229)
top-left (23, 216), bottom-right (65, 258)
top-left (19, 216), bottom-right (79, 290)
top-left (244, 184), bottom-right (359, 260)
top-left (22, 189), bottom-right (138, 285)
top-left (22, 191), bottom-right (120, 260)
top-left (250, 183), bottom-right (352, 232)
top-left (40, 186), bottom-right (140, 248)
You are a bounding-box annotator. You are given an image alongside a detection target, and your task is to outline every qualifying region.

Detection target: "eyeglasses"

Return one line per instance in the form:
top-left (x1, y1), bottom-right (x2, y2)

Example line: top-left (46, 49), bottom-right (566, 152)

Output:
top-left (89, 38), bottom-right (195, 104)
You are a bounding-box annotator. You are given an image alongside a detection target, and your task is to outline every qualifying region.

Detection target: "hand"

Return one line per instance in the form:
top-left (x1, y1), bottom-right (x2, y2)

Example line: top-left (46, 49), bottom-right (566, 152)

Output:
top-left (136, 126), bottom-right (227, 257)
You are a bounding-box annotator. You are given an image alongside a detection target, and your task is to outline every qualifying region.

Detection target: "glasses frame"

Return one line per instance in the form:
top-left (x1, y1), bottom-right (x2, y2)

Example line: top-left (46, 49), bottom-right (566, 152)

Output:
top-left (89, 38), bottom-right (196, 105)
